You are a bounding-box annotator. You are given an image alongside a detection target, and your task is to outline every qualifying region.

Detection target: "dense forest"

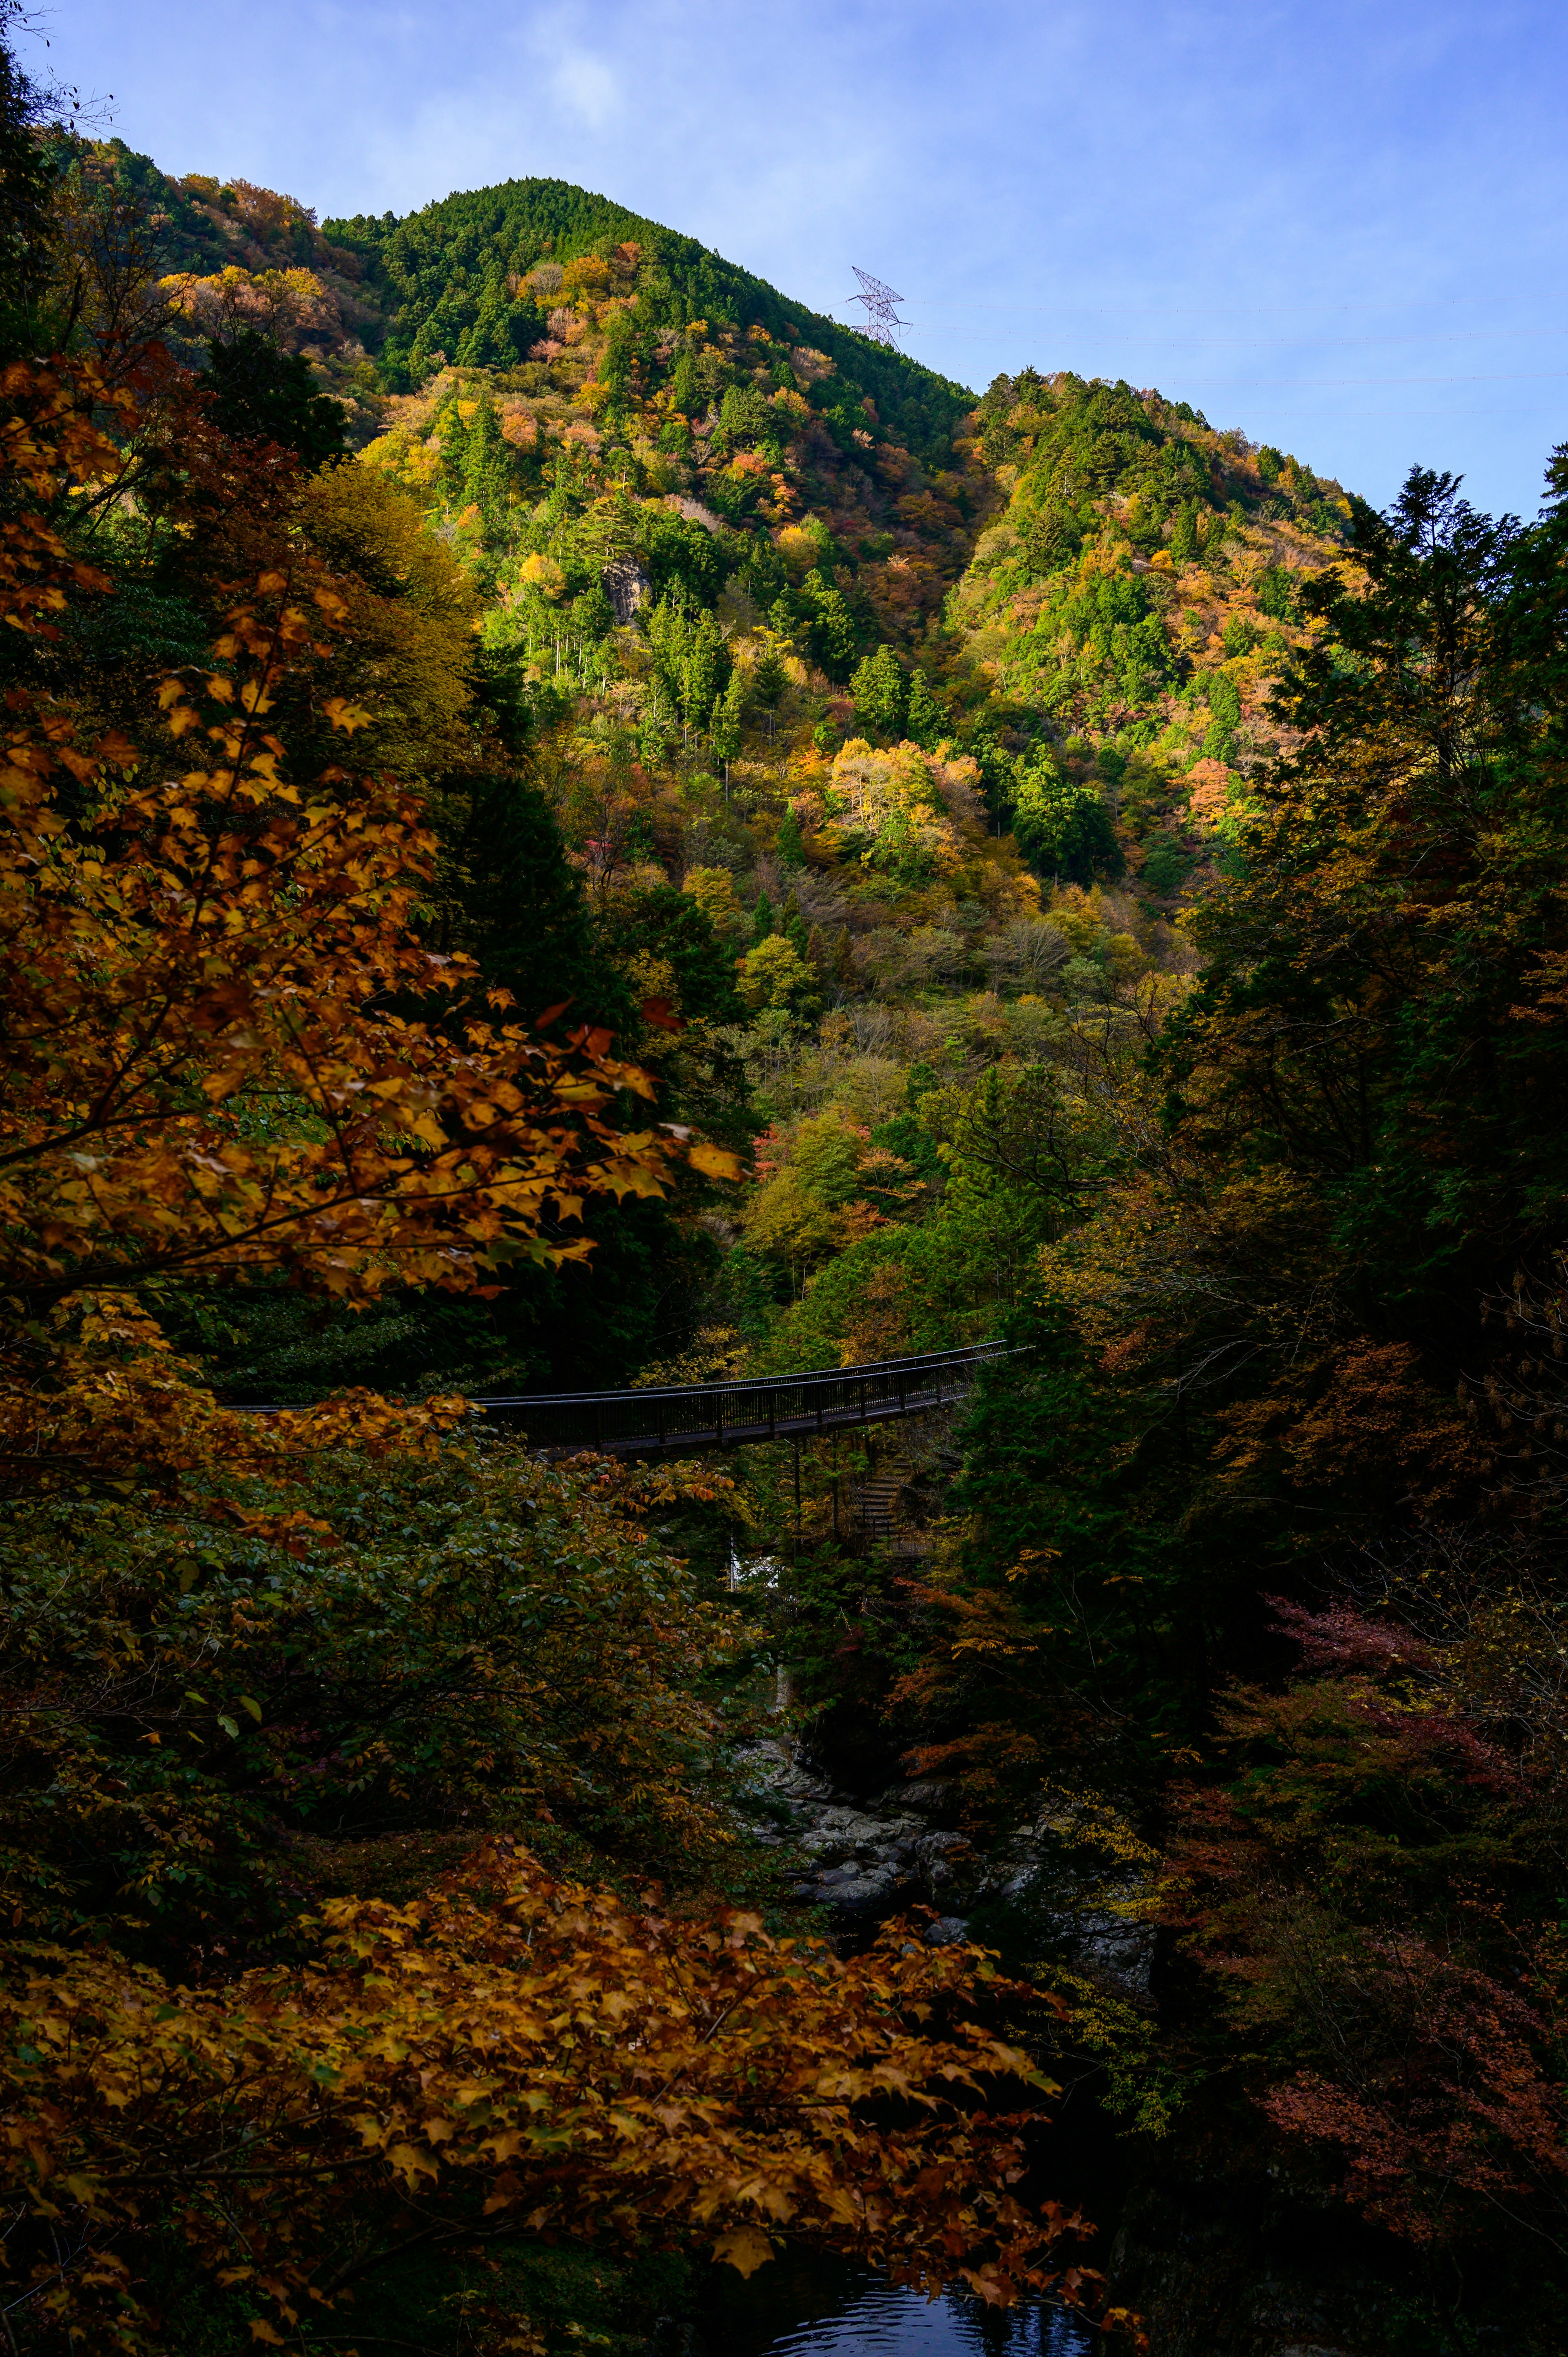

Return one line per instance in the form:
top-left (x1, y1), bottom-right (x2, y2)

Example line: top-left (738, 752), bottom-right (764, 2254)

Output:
top-left (3, 10), bottom-right (1568, 2353)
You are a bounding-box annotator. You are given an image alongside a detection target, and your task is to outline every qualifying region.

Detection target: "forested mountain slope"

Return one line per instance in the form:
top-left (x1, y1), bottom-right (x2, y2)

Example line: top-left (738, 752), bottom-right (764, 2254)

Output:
top-left (60, 143), bottom-right (1359, 1392)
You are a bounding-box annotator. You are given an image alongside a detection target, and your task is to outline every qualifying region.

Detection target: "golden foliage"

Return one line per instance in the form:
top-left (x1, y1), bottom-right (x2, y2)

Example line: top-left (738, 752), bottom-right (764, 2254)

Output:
top-left (0, 1845), bottom-right (1087, 2348)
top-left (826, 739), bottom-right (984, 879)
top-left (0, 356), bottom-right (731, 1499)
top-left (299, 457), bottom-right (479, 777)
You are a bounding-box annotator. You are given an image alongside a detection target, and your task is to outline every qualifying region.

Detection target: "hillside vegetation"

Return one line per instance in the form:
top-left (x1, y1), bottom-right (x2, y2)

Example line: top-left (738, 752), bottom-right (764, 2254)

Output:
top-left (56, 142), bottom-right (1362, 1394)
top-left (4, 68), bottom-right (1568, 2357)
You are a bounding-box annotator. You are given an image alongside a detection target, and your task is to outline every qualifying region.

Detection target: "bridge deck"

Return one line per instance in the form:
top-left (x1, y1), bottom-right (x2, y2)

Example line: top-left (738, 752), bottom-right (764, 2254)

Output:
top-left (468, 1342), bottom-right (1011, 1457)
top-left (234, 1344), bottom-right (1012, 1457)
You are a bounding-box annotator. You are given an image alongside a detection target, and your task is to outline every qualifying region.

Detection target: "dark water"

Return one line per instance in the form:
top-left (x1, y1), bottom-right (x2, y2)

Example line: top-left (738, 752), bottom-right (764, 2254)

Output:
top-left (698, 2258), bottom-right (1098, 2357)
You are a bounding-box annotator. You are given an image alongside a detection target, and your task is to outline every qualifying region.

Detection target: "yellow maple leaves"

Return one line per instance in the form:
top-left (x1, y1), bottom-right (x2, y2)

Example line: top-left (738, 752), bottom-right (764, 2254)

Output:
top-left (0, 1844), bottom-right (1078, 2347)
top-left (0, 355), bottom-right (745, 1497)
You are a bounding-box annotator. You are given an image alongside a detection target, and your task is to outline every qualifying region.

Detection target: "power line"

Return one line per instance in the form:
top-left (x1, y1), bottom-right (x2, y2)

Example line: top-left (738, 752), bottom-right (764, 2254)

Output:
top-left (898, 319), bottom-right (1568, 352)
top-left (897, 293), bottom-right (1568, 329)
top-left (1149, 371), bottom-right (1568, 390)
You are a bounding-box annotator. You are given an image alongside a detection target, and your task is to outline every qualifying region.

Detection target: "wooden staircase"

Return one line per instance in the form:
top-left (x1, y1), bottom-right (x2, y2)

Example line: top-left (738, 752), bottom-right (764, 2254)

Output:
top-left (854, 1471), bottom-right (906, 1539)
top-left (852, 1462), bottom-right (932, 1553)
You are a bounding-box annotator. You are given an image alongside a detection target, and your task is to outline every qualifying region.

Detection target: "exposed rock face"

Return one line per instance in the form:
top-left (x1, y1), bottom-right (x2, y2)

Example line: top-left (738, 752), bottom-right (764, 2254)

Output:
top-left (601, 555), bottom-right (651, 624)
top-left (735, 1739), bottom-right (1154, 1999)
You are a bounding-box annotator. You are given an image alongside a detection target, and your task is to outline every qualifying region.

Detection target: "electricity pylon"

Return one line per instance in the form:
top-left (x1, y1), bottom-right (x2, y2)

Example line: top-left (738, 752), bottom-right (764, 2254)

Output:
top-left (848, 267), bottom-right (906, 348)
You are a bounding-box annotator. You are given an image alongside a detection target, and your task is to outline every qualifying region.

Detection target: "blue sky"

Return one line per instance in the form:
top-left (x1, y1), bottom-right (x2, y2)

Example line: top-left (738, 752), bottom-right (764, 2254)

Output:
top-left (29, 0), bottom-right (1568, 514)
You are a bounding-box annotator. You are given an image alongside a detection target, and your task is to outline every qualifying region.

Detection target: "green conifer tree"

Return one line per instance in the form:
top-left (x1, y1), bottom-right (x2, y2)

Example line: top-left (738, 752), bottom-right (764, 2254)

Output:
top-left (600, 311), bottom-right (635, 415)
top-left (681, 609), bottom-right (730, 733)
top-left (668, 346), bottom-right (701, 417)
top-left (753, 644), bottom-right (788, 740)
top-left (775, 804), bottom-right (805, 867)
top-left (905, 668), bottom-right (944, 747)
top-left (710, 668), bottom-right (746, 789)
top-left (780, 891), bottom-right (811, 965)
top-left (801, 571), bottom-right (859, 681)
top-left (850, 644), bottom-right (907, 738)
top-left (752, 890), bottom-right (775, 943)
top-left (463, 392), bottom-right (513, 520)
top-left (201, 332), bottom-right (350, 469)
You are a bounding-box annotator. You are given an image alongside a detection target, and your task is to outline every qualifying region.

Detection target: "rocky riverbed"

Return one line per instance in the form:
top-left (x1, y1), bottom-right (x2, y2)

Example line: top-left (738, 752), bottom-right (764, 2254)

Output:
top-left (734, 1742), bottom-right (1521, 2357)
top-left (738, 1738), bottom-right (1154, 2001)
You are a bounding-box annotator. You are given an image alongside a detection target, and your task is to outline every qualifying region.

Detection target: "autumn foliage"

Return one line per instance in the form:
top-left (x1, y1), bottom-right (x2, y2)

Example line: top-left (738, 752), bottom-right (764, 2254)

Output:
top-left (14, 49), bottom-right (1568, 2348)
top-left (0, 352), bottom-right (741, 1502)
top-left (0, 323), bottom-right (1100, 2351)
top-left (0, 1847), bottom-right (1084, 2350)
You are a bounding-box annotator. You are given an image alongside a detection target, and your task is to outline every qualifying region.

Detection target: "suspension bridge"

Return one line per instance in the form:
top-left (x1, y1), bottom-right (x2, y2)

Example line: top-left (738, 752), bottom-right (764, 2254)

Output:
top-left (464, 1341), bottom-right (1011, 1458)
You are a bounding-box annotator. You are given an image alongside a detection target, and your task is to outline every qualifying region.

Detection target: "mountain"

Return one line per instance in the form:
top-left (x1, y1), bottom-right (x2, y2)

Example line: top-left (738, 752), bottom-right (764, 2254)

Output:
top-left (324, 176), bottom-right (975, 462)
top-left (96, 136), bottom-right (1353, 831)
top-left (64, 141), bottom-right (1358, 1381)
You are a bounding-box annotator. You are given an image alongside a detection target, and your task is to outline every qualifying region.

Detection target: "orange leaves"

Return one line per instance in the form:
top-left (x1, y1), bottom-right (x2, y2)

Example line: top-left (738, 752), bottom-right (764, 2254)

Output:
top-left (0, 1844), bottom-right (1076, 2345)
top-left (0, 357), bottom-right (748, 1507)
top-left (0, 359), bottom-right (746, 1499)
top-left (0, 360), bottom-right (125, 643)
top-left (688, 1140), bottom-right (748, 1181)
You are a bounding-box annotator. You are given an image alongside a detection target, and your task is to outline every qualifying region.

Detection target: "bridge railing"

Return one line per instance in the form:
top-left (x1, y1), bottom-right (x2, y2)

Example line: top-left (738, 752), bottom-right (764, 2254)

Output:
top-left (473, 1341), bottom-right (1012, 1456)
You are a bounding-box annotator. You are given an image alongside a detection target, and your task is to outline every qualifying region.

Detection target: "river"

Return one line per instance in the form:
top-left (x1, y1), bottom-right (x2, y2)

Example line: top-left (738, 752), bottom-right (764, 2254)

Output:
top-left (696, 2255), bottom-right (1100, 2356)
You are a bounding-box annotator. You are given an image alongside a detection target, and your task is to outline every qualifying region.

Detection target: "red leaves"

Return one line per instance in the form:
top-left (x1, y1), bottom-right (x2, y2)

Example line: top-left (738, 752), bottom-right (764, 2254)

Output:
top-left (1264, 1597), bottom-right (1440, 1679)
top-left (1261, 1938), bottom-right (1568, 2242)
top-left (1167, 1601), bottom-right (1568, 2243)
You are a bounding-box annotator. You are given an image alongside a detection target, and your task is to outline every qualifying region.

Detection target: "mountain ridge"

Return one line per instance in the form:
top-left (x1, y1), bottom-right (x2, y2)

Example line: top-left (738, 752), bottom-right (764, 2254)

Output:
top-left (50, 133), bottom-right (1363, 1396)
top-left (322, 172), bottom-right (976, 456)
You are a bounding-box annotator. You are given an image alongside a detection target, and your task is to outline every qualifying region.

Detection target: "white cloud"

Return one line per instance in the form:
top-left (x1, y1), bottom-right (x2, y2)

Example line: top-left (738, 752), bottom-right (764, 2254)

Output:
top-left (546, 45), bottom-right (621, 129)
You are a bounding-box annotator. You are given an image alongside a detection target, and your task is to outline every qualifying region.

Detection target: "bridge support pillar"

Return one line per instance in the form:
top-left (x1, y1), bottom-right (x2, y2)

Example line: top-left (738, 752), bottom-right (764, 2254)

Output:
top-left (792, 1438), bottom-right (802, 1556)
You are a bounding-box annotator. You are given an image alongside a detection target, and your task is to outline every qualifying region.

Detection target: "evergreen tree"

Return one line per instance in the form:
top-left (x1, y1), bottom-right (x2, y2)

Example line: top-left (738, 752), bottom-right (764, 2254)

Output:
top-left (1167, 462), bottom-right (1568, 1334)
top-left (904, 667), bottom-right (944, 746)
top-left (752, 889), bottom-right (775, 943)
top-left (433, 388), bottom-right (470, 498)
top-left (780, 890), bottom-right (811, 966)
top-left (1011, 755), bottom-right (1123, 883)
top-left (681, 608), bottom-right (730, 732)
top-left (800, 569), bottom-right (859, 681)
top-left (775, 803), bottom-right (805, 867)
top-left (910, 1299), bottom-right (1187, 1809)
top-left (1169, 499), bottom-right (1200, 564)
top-left (599, 309), bottom-right (635, 413)
top-left (668, 345), bottom-right (701, 417)
top-left (462, 391), bottom-right (513, 515)
top-left (1256, 563), bottom-right (1294, 621)
top-left (453, 771), bottom-right (630, 1036)
top-left (1202, 671), bottom-right (1241, 760)
top-left (850, 644), bottom-right (908, 739)
top-left (201, 331), bottom-right (349, 467)
top-left (753, 642), bottom-right (788, 739)
top-left (709, 665), bottom-right (746, 782)
top-left (638, 677), bottom-right (676, 769)
top-left (647, 596), bottom-right (731, 736)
